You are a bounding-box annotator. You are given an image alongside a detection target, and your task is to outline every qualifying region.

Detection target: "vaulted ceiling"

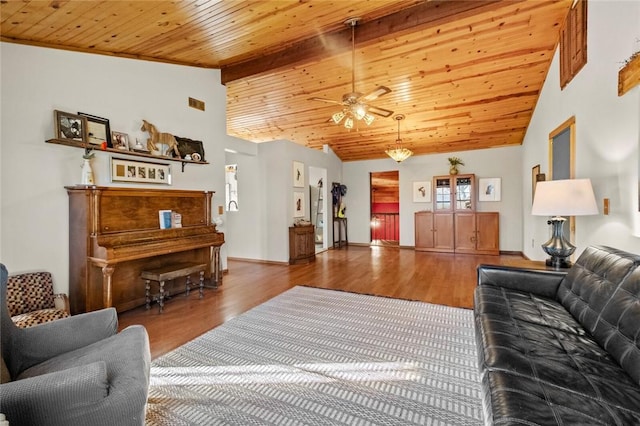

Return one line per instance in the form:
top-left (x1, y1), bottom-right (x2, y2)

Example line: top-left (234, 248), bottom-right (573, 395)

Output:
top-left (1, 0), bottom-right (572, 161)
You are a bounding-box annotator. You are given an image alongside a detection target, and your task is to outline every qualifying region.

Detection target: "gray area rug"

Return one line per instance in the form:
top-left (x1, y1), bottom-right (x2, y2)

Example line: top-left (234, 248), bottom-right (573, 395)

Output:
top-left (146, 286), bottom-right (482, 425)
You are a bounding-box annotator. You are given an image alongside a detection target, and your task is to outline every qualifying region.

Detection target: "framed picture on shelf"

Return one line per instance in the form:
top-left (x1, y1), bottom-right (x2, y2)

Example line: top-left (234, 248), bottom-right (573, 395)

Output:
top-left (79, 112), bottom-right (112, 146)
top-left (293, 161), bottom-right (304, 187)
top-left (478, 178), bottom-right (501, 202)
top-left (293, 191), bottom-right (305, 217)
top-left (412, 181), bottom-right (431, 203)
top-left (54, 110), bottom-right (87, 142)
top-left (174, 136), bottom-right (205, 161)
top-left (111, 131), bottom-right (130, 151)
top-left (110, 157), bottom-right (172, 185)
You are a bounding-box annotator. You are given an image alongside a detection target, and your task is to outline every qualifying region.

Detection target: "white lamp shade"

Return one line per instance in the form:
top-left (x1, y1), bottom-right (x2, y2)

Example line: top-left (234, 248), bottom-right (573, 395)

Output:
top-left (532, 178), bottom-right (598, 216)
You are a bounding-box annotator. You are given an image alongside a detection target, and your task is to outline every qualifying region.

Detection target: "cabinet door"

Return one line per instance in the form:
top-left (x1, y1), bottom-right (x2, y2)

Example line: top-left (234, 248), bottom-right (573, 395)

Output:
top-left (434, 177), bottom-right (453, 211)
top-left (475, 212), bottom-right (499, 255)
top-left (415, 212), bottom-right (434, 250)
top-left (454, 213), bottom-right (476, 253)
top-left (454, 175), bottom-right (475, 211)
top-left (433, 213), bottom-right (455, 252)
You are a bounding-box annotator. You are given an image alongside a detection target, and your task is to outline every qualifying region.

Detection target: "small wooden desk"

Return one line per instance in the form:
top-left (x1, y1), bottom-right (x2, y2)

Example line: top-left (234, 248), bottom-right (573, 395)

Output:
top-left (141, 262), bottom-right (206, 313)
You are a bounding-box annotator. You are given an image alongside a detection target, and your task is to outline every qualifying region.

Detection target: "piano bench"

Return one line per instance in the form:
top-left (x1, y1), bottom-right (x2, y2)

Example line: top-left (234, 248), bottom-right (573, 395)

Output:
top-left (141, 262), bottom-right (207, 313)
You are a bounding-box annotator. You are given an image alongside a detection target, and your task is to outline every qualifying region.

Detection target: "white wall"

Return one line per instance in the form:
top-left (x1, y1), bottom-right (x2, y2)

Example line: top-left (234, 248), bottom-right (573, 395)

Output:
top-left (0, 43), bottom-right (233, 292)
top-left (342, 145), bottom-right (524, 251)
top-left (522, 0), bottom-right (640, 260)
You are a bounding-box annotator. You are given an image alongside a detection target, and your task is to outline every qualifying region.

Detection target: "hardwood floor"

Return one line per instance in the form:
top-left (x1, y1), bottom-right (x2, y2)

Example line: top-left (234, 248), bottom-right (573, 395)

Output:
top-left (118, 246), bottom-right (537, 359)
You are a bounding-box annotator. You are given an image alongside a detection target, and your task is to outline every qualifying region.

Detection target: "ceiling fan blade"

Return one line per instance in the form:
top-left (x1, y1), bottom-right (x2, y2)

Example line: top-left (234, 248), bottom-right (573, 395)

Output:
top-left (360, 86), bottom-right (392, 102)
top-left (308, 97), bottom-right (344, 106)
top-left (368, 105), bottom-right (394, 118)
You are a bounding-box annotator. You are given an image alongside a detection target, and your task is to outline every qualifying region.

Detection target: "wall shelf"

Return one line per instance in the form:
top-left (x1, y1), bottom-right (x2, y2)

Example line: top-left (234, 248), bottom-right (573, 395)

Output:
top-left (45, 138), bottom-right (209, 172)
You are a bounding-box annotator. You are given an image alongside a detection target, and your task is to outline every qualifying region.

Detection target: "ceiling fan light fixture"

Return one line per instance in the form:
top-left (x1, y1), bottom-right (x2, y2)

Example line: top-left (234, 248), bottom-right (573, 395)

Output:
top-left (363, 113), bottom-right (375, 126)
top-left (386, 114), bottom-right (413, 163)
top-left (332, 111), bottom-right (345, 124)
top-left (344, 117), bottom-right (354, 129)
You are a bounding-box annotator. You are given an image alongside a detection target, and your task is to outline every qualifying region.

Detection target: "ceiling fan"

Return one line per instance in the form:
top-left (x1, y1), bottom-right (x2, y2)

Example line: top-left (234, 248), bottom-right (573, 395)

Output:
top-left (309, 18), bottom-right (394, 129)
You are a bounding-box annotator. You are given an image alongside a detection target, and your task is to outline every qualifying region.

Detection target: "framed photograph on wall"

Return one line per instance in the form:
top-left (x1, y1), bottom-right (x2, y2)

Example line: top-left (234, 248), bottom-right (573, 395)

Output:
top-left (110, 157), bottom-right (172, 185)
top-left (478, 178), bottom-right (501, 202)
top-left (79, 112), bottom-right (112, 146)
top-left (54, 110), bottom-right (87, 142)
top-left (412, 181), bottom-right (431, 203)
top-left (293, 191), bottom-right (305, 217)
top-left (293, 161), bottom-right (304, 187)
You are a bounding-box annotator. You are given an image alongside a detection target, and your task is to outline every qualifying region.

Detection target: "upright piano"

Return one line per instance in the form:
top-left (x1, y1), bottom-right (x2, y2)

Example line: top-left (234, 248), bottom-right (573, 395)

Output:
top-left (67, 185), bottom-right (224, 314)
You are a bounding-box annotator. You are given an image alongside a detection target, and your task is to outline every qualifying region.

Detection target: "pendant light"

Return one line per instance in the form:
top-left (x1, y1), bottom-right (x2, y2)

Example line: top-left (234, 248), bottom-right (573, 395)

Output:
top-left (385, 114), bottom-right (413, 162)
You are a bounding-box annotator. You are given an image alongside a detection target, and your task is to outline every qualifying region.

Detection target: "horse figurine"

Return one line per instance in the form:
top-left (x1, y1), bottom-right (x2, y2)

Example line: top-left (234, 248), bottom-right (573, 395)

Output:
top-left (140, 120), bottom-right (180, 158)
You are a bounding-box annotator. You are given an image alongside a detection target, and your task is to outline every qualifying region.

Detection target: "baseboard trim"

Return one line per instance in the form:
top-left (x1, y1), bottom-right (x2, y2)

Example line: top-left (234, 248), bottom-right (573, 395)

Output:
top-left (500, 250), bottom-right (524, 257)
top-left (227, 257), bottom-right (289, 266)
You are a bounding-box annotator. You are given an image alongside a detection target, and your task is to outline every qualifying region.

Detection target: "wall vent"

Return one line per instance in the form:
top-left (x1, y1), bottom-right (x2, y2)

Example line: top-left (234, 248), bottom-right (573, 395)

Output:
top-left (189, 97), bottom-right (205, 111)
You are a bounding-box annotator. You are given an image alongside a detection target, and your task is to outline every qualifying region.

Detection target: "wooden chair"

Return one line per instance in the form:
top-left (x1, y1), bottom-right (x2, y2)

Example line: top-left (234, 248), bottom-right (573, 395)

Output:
top-left (6, 271), bottom-right (70, 328)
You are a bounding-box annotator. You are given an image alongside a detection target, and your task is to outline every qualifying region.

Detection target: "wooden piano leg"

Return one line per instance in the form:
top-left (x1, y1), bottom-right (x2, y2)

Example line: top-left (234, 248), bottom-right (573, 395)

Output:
top-left (102, 266), bottom-right (115, 309)
top-left (212, 246), bottom-right (222, 288)
top-left (198, 270), bottom-right (204, 299)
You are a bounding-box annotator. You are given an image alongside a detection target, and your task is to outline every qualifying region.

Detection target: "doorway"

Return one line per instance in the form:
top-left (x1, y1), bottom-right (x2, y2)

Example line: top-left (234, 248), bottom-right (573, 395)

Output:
top-left (370, 171), bottom-right (399, 246)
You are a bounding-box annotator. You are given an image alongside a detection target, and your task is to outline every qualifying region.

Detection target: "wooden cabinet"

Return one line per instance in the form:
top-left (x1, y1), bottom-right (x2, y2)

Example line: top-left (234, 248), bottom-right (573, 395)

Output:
top-left (415, 212), bottom-right (454, 252)
top-left (415, 174), bottom-right (500, 255)
top-left (454, 212), bottom-right (499, 255)
top-left (289, 225), bottom-right (316, 264)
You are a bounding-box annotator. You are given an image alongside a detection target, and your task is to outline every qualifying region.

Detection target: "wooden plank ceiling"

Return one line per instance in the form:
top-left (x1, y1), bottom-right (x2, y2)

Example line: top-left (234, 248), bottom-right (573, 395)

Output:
top-left (1, 0), bottom-right (572, 162)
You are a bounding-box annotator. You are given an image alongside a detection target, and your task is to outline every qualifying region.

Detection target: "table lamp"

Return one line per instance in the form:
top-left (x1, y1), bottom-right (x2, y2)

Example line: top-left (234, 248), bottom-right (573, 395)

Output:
top-left (531, 178), bottom-right (598, 268)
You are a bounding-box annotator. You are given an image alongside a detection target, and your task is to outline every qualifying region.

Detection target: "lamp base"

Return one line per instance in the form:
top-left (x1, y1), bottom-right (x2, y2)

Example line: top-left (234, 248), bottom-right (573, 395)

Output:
top-left (541, 217), bottom-right (575, 270)
top-left (545, 257), bottom-right (572, 269)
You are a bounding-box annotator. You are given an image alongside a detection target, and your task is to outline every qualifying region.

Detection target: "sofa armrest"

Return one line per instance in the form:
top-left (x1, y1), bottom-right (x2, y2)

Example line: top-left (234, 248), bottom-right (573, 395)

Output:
top-left (477, 264), bottom-right (567, 299)
top-left (10, 308), bottom-right (118, 374)
top-left (53, 293), bottom-right (70, 314)
top-left (0, 361), bottom-right (109, 425)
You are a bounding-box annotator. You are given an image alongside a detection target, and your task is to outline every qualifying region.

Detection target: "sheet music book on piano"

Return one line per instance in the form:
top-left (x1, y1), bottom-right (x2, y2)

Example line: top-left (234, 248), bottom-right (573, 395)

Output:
top-left (171, 212), bottom-right (182, 228)
top-left (159, 210), bottom-right (172, 229)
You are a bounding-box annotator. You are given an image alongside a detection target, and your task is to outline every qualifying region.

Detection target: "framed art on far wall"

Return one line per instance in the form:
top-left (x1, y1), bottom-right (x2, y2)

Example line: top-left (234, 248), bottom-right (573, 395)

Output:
top-left (293, 161), bottom-right (304, 187)
top-left (110, 157), bottom-right (172, 185)
top-left (412, 181), bottom-right (431, 203)
top-left (478, 178), bottom-right (501, 202)
top-left (293, 191), bottom-right (305, 217)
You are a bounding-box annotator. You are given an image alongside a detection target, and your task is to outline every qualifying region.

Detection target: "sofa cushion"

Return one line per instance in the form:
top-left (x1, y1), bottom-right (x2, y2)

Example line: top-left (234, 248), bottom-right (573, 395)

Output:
top-left (12, 308), bottom-right (69, 328)
top-left (557, 245), bottom-right (640, 385)
top-left (482, 369), bottom-right (640, 425)
top-left (475, 284), bottom-right (585, 336)
top-left (594, 267), bottom-right (640, 384)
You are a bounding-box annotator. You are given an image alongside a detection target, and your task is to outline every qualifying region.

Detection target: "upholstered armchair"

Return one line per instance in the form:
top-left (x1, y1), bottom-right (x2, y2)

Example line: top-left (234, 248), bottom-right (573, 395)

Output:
top-left (6, 271), bottom-right (70, 327)
top-left (0, 264), bottom-right (151, 426)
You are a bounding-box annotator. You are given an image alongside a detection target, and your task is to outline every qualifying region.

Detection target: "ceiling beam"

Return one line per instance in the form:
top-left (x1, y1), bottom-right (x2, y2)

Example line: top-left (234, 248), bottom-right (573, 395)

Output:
top-left (220, 0), bottom-right (504, 85)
